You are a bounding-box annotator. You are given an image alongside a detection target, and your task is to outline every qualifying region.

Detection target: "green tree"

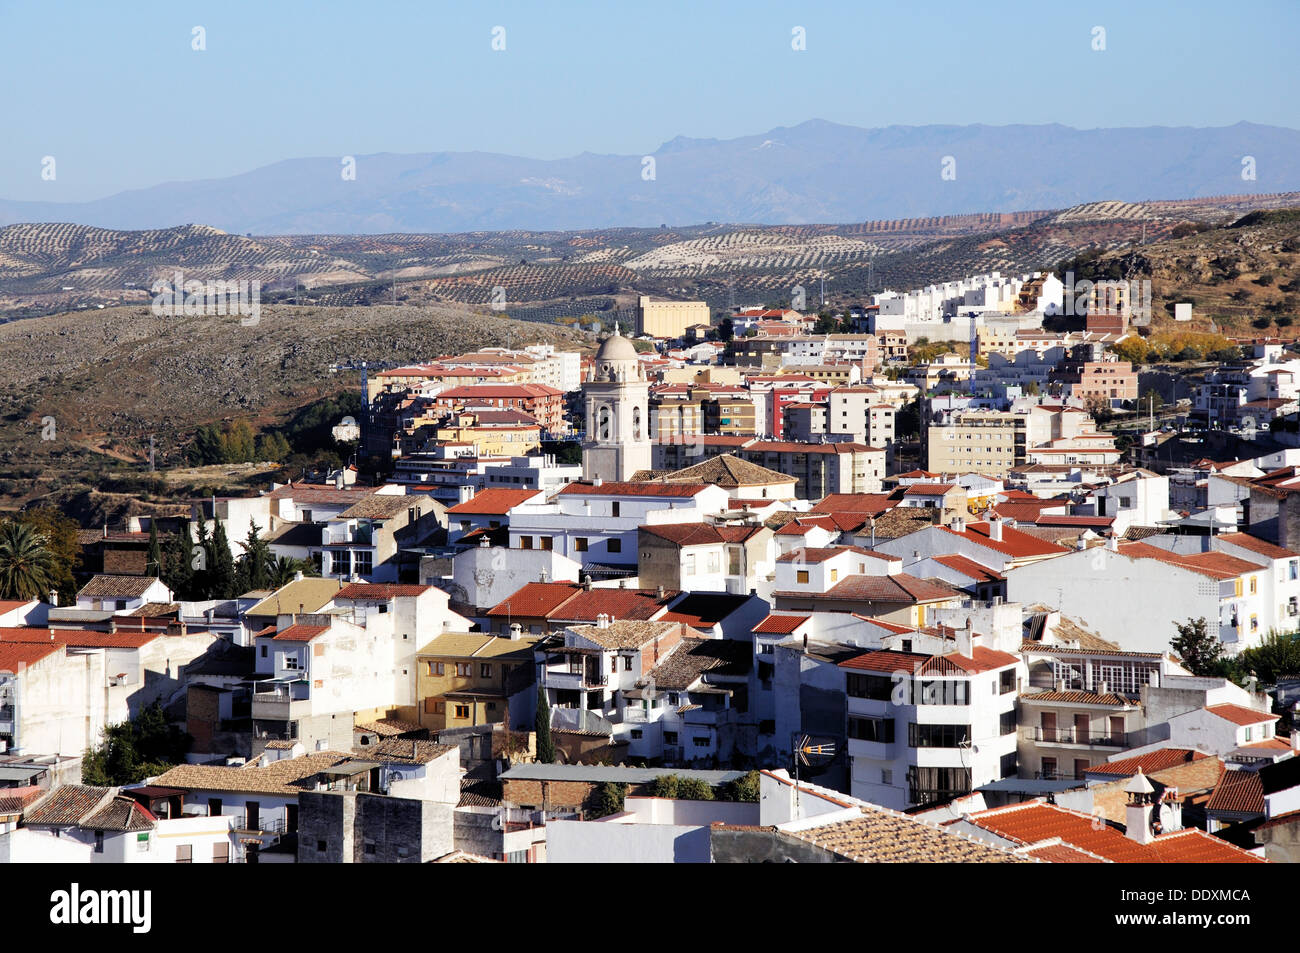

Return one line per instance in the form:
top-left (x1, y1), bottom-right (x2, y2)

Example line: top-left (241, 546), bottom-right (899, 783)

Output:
top-left (590, 781), bottom-right (627, 818)
top-left (256, 431), bottom-right (291, 462)
top-left (649, 774), bottom-right (680, 798)
top-left (235, 522), bottom-right (274, 593)
top-left (675, 777), bottom-right (715, 801)
top-left (165, 521), bottom-right (195, 600)
top-left (535, 686), bottom-right (555, 764)
top-left (724, 770), bottom-right (761, 802)
top-left (1236, 632), bottom-right (1300, 684)
top-left (1171, 617), bottom-right (1224, 676)
top-left (208, 521), bottom-right (237, 600)
top-left (83, 701), bottom-right (191, 786)
top-left (0, 520), bottom-right (56, 601)
top-left (14, 507), bottom-right (80, 604)
top-left (146, 520), bottom-right (163, 578)
top-left (269, 556), bottom-right (319, 589)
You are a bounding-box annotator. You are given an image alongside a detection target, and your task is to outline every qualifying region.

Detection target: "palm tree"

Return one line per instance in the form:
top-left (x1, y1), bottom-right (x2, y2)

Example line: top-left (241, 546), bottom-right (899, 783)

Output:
top-left (268, 556), bottom-right (318, 589)
top-left (0, 521), bottom-right (56, 601)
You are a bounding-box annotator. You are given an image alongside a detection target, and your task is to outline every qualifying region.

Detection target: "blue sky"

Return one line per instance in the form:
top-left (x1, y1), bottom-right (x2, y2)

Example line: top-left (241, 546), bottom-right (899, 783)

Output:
top-left (2, 0), bottom-right (1297, 201)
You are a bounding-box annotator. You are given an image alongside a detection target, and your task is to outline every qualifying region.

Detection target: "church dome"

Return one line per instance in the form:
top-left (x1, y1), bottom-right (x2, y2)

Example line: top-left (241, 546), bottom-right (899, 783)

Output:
top-left (595, 328), bottom-right (638, 363)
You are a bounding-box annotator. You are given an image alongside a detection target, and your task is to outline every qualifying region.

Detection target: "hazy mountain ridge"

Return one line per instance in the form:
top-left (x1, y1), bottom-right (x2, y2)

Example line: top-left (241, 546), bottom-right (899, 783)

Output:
top-left (3, 121), bottom-right (1299, 234)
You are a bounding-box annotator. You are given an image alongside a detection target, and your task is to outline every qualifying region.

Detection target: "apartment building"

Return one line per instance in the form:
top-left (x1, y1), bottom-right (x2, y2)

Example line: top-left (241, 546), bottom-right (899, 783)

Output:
top-left (416, 632), bottom-right (538, 732)
top-left (637, 296), bottom-right (710, 339)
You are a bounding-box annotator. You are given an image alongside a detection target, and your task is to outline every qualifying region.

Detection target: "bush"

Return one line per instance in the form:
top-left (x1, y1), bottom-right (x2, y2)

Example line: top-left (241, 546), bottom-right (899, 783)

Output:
top-left (649, 774), bottom-right (680, 798)
top-left (590, 781), bottom-right (627, 818)
top-left (675, 778), bottom-right (716, 801)
top-left (724, 770), bottom-right (760, 802)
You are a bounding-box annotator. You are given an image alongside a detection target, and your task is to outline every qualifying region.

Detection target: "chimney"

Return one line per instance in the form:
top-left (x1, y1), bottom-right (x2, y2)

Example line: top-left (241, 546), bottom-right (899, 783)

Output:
top-left (540, 569), bottom-right (550, 583)
top-left (802, 633), bottom-right (809, 652)
top-left (582, 575), bottom-right (592, 592)
top-left (988, 513), bottom-right (1003, 542)
top-left (957, 620), bottom-right (974, 657)
top-left (1125, 769), bottom-right (1157, 845)
top-left (103, 523), bottom-right (108, 539)
top-left (1055, 679), bottom-right (1066, 692)
top-left (1106, 533), bottom-right (1119, 552)
top-left (1098, 681), bottom-right (1109, 696)
top-left (108, 619), bottom-right (117, 634)
top-left (335, 470), bottom-right (345, 490)
top-left (49, 588), bottom-right (58, 608)
top-left (657, 585), bottom-right (665, 599)
top-left (509, 622), bottom-right (522, 641)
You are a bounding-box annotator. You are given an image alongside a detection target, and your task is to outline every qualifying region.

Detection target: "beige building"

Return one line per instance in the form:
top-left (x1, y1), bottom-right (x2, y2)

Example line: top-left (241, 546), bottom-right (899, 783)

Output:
top-left (926, 409), bottom-right (1029, 478)
top-left (637, 296), bottom-right (710, 339)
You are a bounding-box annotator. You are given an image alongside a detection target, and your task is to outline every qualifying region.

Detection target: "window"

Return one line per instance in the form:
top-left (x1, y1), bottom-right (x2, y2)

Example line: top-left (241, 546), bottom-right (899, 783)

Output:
top-left (685, 554), bottom-right (696, 574)
top-left (830, 568), bottom-right (838, 583)
top-left (606, 538), bottom-right (622, 554)
top-left (881, 769), bottom-right (893, 785)
top-left (429, 661), bottom-right (444, 676)
top-left (260, 645), bottom-right (267, 658)
top-left (213, 842), bottom-right (229, 864)
top-left (176, 845), bottom-right (193, 863)
top-left (480, 663), bottom-right (492, 678)
top-left (693, 736), bottom-right (710, 747)
top-left (999, 669), bottom-right (1016, 694)
top-left (541, 536), bottom-right (553, 552)
top-left (316, 840), bottom-right (327, 853)
top-left (664, 731), bottom-right (679, 745)
top-left (1000, 752), bottom-right (1018, 777)
top-left (846, 673), bottom-right (893, 701)
top-left (434, 701), bottom-right (445, 714)
top-left (208, 799), bottom-right (223, 817)
top-left (796, 570), bottom-right (810, 584)
top-left (848, 716), bottom-right (895, 743)
top-left (456, 663), bottom-right (472, 677)
top-left (454, 705), bottom-right (471, 719)
top-left (623, 656), bottom-right (633, 671)
top-left (364, 842), bottom-right (377, 855)
top-left (631, 729), bottom-right (643, 740)
top-left (575, 537), bottom-right (588, 552)
top-left (520, 536), bottom-right (534, 550)
top-left (1041, 757), bottom-right (1058, 779)
top-left (999, 710), bottom-right (1017, 736)
top-left (907, 723), bottom-right (970, 748)
top-left (353, 550), bottom-right (372, 577)
top-left (94, 830), bottom-right (104, 853)
top-left (1245, 726), bottom-right (1253, 741)
top-left (611, 502), bottom-right (620, 518)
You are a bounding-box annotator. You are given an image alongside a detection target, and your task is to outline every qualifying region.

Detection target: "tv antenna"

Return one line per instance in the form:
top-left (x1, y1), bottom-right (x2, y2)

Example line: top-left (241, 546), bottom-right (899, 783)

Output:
top-left (791, 733), bottom-right (837, 818)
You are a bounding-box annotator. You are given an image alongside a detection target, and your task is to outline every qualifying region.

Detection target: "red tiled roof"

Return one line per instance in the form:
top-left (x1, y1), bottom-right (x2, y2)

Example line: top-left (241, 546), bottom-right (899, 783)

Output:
top-left (1206, 770), bottom-right (1266, 816)
top-left (753, 614), bottom-right (810, 635)
top-left (335, 583), bottom-right (432, 601)
top-left (960, 801), bottom-right (1265, 863)
top-left (1215, 533), bottom-right (1299, 560)
top-left (814, 573), bottom-right (956, 604)
top-left (776, 546), bottom-right (876, 565)
top-left (938, 646), bottom-right (1020, 674)
top-left (903, 483), bottom-right (956, 496)
top-left (0, 600), bottom-right (33, 615)
top-left (639, 523), bottom-right (762, 546)
top-left (1205, 703), bottom-right (1276, 727)
top-left (932, 554), bottom-right (1004, 583)
top-left (435, 384), bottom-right (564, 399)
top-left (0, 627), bottom-right (159, 649)
top-left (484, 582), bottom-right (580, 618)
top-left (0, 640), bottom-right (64, 672)
top-left (1086, 748), bottom-right (1210, 778)
top-left (271, 624), bottom-right (330, 642)
top-left (446, 489), bottom-right (542, 515)
top-left (943, 522), bottom-right (1061, 559)
top-left (840, 650), bottom-right (930, 674)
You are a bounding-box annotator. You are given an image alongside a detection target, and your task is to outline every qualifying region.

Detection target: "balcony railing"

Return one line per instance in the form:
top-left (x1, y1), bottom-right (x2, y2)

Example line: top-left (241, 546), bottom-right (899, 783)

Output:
top-left (1029, 727), bottom-right (1127, 747)
top-left (233, 816), bottom-right (287, 835)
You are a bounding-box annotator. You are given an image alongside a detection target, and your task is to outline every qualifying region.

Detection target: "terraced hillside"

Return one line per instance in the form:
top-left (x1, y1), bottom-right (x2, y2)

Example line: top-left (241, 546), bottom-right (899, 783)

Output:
top-left (4, 191), bottom-right (1299, 322)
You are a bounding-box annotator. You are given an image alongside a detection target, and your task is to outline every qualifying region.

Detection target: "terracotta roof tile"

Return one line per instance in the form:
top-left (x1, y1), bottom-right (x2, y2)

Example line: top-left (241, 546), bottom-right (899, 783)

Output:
top-left (335, 583), bottom-right (432, 601)
top-left (1086, 748), bottom-right (1210, 778)
top-left (1205, 703), bottom-right (1277, 727)
top-left (447, 488), bottom-right (543, 515)
top-left (1206, 770), bottom-right (1266, 816)
top-left (753, 614), bottom-right (810, 635)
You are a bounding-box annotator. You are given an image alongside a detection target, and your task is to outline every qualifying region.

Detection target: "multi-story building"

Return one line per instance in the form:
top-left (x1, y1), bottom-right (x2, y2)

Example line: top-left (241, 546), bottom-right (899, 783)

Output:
top-left (416, 632), bottom-right (539, 732)
top-left (840, 630), bottom-right (1022, 810)
top-left (637, 296), bottom-right (710, 339)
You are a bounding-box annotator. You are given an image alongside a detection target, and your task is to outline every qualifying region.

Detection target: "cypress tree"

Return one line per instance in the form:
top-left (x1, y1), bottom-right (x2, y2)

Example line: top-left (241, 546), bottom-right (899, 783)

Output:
top-left (534, 685), bottom-right (555, 764)
top-left (208, 521), bottom-right (237, 600)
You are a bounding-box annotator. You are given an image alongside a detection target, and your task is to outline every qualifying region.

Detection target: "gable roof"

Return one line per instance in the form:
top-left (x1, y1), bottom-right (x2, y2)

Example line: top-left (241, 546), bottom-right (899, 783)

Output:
top-left (1206, 769), bottom-right (1266, 817)
top-left (335, 583), bottom-right (432, 601)
top-left (650, 454), bottom-right (795, 488)
top-left (447, 488), bottom-right (543, 515)
top-left (0, 627), bottom-right (160, 650)
top-left (24, 785), bottom-right (112, 826)
top-left (0, 640), bottom-right (65, 672)
top-left (245, 578), bottom-right (343, 617)
top-left (557, 481), bottom-right (711, 499)
top-left (155, 751), bottom-right (354, 796)
top-left (76, 575), bottom-right (164, 599)
top-left (639, 523), bottom-right (764, 547)
top-left (658, 593), bottom-right (754, 628)
top-left (1085, 749), bottom-right (1210, 779)
top-left (753, 614), bottom-right (810, 635)
top-left (649, 637), bottom-right (752, 690)
top-left (1205, 703), bottom-right (1277, 727)
top-left (942, 522), bottom-right (1062, 559)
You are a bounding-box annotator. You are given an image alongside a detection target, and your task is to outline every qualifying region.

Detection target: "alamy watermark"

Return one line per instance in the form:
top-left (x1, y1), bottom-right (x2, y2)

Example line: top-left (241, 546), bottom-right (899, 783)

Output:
top-left (151, 271), bottom-right (261, 326)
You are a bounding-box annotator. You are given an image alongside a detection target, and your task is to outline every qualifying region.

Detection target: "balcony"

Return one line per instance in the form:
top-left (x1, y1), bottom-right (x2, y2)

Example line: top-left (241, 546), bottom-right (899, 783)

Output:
top-left (251, 681), bottom-right (311, 719)
top-left (1028, 727), bottom-right (1128, 748)
top-left (542, 669), bottom-right (607, 691)
top-left (0, 705), bottom-right (13, 734)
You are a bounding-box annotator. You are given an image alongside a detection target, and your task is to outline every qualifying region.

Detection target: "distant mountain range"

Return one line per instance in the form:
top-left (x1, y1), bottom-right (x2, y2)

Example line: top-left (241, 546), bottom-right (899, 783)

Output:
top-left (3, 120), bottom-right (1299, 234)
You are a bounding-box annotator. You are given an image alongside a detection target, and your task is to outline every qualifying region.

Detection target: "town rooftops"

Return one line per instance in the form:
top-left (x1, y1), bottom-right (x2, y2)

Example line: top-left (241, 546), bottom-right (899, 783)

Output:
top-left (649, 637), bottom-right (752, 691)
top-left (76, 574), bottom-right (164, 599)
top-left (942, 521), bottom-right (1062, 559)
top-left (753, 613), bottom-right (811, 635)
top-left (1085, 748), bottom-right (1211, 779)
top-left (417, 632), bottom-right (539, 660)
top-left (435, 383), bottom-right (564, 399)
top-left (784, 808), bottom-right (1028, 863)
top-left (932, 554), bottom-right (1005, 583)
top-left (357, 738), bottom-right (457, 765)
top-left (23, 785), bottom-right (113, 826)
top-left (245, 578), bottom-right (343, 617)
top-left (500, 763), bottom-right (747, 785)
top-left (649, 454), bottom-right (796, 488)
top-left (639, 522), bottom-right (764, 547)
top-left (447, 488), bottom-right (543, 515)
top-left (270, 623), bottom-right (331, 643)
top-left (955, 800), bottom-right (1266, 863)
top-left (568, 619), bottom-right (697, 650)
top-left (841, 645), bottom-right (1019, 676)
top-left (1214, 533), bottom-right (1299, 560)
top-left (658, 592), bottom-right (754, 628)
top-left (556, 480), bottom-right (711, 498)
top-left (0, 627), bottom-right (162, 650)
top-left (1204, 703), bottom-right (1277, 727)
top-left (485, 582), bottom-right (677, 623)
top-left (155, 750), bottom-right (354, 796)
top-left (0, 640), bottom-right (66, 672)
top-left (82, 795), bottom-right (158, 832)
top-left (776, 545), bottom-right (888, 564)
top-left (335, 582), bottom-right (432, 601)
top-left (787, 572), bottom-right (956, 605)
top-left (1206, 770), bottom-right (1266, 817)
top-left (337, 494), bottom-right (425, 520)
